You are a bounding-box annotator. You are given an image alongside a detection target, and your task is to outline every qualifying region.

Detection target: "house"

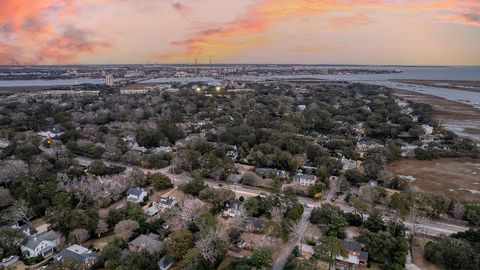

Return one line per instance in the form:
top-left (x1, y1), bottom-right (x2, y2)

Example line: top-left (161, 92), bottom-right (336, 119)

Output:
top-left (153, 146), bottom-right (173, 154)
top-left (341, 157), bottom-right (358, 172)
top-left (20, 231), bottom-right (60, 258)
top-left (254, 168), bottom-right (287, 178)
top-left (297, 104), bottom-right (307, 111)
top-left (155, 196), bottom-right (176, 209)
top-left (401, 144), bottom-right (418, 157)
top-left (222, 199), bottom-right (242, 218)
top-left (246, 217), bottom-right (265, 232)
top-left (299, 244), bottom-right (315, 259)
top-left (158, 255), bottom-right (174, 270)
top-left (129, 142), bottom-right (147, 153)
top-left (120, 88), bottom-right (149, 95)
top-left (234, 239), bottom-right (246, 249)
top-left (10, 223), bottom-right (37, 236)
top-left (335, 240), bottom-right (368, 269)
top-left (293, 173), bottom-right (317, 187)
top-left (356, 140), bottom-right (383, 153)
top-left (38, 130), bottom-right (63, 139)
top-left (422, 124), bottom-right (434, 136)
top-left (0, 139), bottom-right (10, 149)
top-left (147, 197), bottom-right (176, 217)
top-left (127, 187), bottom-right (147, 203)
top-left (128, 234), bottom-right (164, 253)
top-left (54, 244), bottom-right (98, 267)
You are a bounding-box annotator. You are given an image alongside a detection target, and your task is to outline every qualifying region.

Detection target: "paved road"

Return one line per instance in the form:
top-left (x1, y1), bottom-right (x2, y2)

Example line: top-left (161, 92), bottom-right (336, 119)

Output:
top-left (73, 155), bottom-right (470, 237)
top-left (271, 208), bottom-right (311, 270)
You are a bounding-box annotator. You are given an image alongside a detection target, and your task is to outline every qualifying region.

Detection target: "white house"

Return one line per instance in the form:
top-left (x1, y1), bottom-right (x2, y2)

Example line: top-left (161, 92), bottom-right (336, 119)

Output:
top-left (341, 157), bottom-right (358, 172)
top-left (20, 231), bottom-right (60, 258)
top-left (127, 187), bottom-right (147, 203)
top-left (293, 173), bottom-right (317, 187)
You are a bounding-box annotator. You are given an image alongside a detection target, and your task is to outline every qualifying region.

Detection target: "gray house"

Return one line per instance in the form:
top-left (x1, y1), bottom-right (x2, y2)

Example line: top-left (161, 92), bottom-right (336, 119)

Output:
top-left (128, 234), bottom-right (164, 253)
top-left (54, 244), bottom-right (98, 267)
top-left (127, 187), bottom-right (147, 203)
top-left (20, 231), bottom-right (60, 258)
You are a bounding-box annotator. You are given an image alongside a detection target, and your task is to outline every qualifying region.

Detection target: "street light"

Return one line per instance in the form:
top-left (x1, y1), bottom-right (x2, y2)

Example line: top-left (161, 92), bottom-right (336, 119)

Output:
top-left (215, 86), bottom-right (221, 92)
top-left (196, 87), bottom-right (201, 93)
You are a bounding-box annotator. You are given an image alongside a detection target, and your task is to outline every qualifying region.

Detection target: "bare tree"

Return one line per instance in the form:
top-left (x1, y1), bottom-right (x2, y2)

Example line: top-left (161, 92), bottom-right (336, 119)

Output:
top-left (408, 208), bottom-right (427, 244)
top-left (114, 220), bottom-right (139, 240)
top-left (195, 228), bottom-right (227, 263)
top-left (0, 160), bottom-right (28, 185)
top-left (3, 200), bottom-right (33, 226)
top-left (71, 228), bottom-right (90, 243)
top-left (96, 219), bottom-right (109, 238)
top-left (58, 168), bottom-right (136, 206)
top-left (451, 201), bottom-right (465, 220)
top-left (179, 198), bottom-right (208, 228)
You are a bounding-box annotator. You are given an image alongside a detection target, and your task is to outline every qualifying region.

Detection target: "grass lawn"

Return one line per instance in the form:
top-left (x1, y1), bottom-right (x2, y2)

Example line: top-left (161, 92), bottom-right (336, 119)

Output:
top-left (91, 235), bottom-right (117, 251)
top-left (217, 256), bottom-right (239, 270)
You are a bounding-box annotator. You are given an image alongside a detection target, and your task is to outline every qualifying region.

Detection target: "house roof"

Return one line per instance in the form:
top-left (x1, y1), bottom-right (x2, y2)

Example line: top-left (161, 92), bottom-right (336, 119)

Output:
top-left (341, 240), bottom-right (362, 253)
top-left (255, 168), bottom-right (286, 176)
top-left (0, 139), bottom-right (10, 149)
top-left (56, 245), bottom-right (97, 263)
top-left (21, 230), bottom-right (58, 250)
top-left (156, 196), bottom-right (175, 206)
top-left (293, 174), bottom-right (316, 181)
top-left (127, 187), bottom-right (145, 197)
top-left (158, 255), bottom-right (174, 269)
top-left (21, 236), bottom-right (44, 250)
top-left (129, 234), bottom-right (164, 253)
top-left (36, 230), bottom-right (60, 242)
top-left (359, 251), bottom-right (369, 261)
top-left (300, 244), bottom-right (314, 254)
top-left (248, 217), bottom-right (265, 230)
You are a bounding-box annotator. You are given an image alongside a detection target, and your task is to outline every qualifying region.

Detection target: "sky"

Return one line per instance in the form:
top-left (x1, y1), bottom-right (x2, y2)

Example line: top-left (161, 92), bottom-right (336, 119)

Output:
top-left (0, 0), bottom-right (479, 65)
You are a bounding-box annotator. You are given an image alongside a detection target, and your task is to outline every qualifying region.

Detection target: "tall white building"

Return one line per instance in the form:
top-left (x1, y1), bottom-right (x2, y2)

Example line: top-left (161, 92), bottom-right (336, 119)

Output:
top-left (105, 74), bottom-right (114, 86)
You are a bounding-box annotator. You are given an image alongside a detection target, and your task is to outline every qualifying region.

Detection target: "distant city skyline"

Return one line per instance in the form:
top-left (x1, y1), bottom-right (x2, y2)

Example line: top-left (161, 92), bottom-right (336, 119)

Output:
top-left (1, 0), bottom-right (479, 66)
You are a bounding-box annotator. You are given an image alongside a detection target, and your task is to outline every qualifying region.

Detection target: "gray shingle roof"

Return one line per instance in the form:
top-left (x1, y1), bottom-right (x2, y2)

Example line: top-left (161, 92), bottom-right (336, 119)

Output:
top-left (21, 237), bottom-right (44, 250)
top-left (21, 230), bottom-right (59, 250)
top-left (55, 245), bottom-right (97, 264)
top-left (341, 240), bottom-right (362, 253)
top-left (359, 251), bottom-right (369, 261)
top-left (293, 174), bottom-right (316, 181)
top-left (127, 187), bottom-right (144, 197)
top-left (129, 234), bottom-right (164, 253)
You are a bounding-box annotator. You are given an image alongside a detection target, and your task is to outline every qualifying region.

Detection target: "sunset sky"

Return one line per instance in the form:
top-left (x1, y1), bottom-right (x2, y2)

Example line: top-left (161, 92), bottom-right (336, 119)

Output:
top-left (1, 0), bottom-right (479, 65)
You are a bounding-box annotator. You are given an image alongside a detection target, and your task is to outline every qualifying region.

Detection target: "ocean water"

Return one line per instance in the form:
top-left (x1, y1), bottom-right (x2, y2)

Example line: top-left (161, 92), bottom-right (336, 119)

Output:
top-left (0, 78), bottom-right (104, 87)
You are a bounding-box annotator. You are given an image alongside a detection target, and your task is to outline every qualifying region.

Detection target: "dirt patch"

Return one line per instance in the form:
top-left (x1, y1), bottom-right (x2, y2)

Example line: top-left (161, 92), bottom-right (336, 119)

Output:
top-left (387, 158), bottom-right (480, 202)
top-left (410, 238), bottom-right (443, 270)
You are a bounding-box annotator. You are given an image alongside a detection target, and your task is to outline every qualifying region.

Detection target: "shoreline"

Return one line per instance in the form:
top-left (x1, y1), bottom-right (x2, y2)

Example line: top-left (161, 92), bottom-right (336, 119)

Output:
top-left (391, 88), bottom-right (480, 142)
top-left (392, 79), bottom-right (480, 94)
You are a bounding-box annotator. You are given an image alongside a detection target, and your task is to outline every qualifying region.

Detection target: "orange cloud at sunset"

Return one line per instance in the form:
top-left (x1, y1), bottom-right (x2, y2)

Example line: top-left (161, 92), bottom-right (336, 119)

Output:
top-left (0, 0), bottom-right (479, 65)
top-left (0, 0), bottom-right (109, 64)
top-left (158, 0), bottom-right (480, 63)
